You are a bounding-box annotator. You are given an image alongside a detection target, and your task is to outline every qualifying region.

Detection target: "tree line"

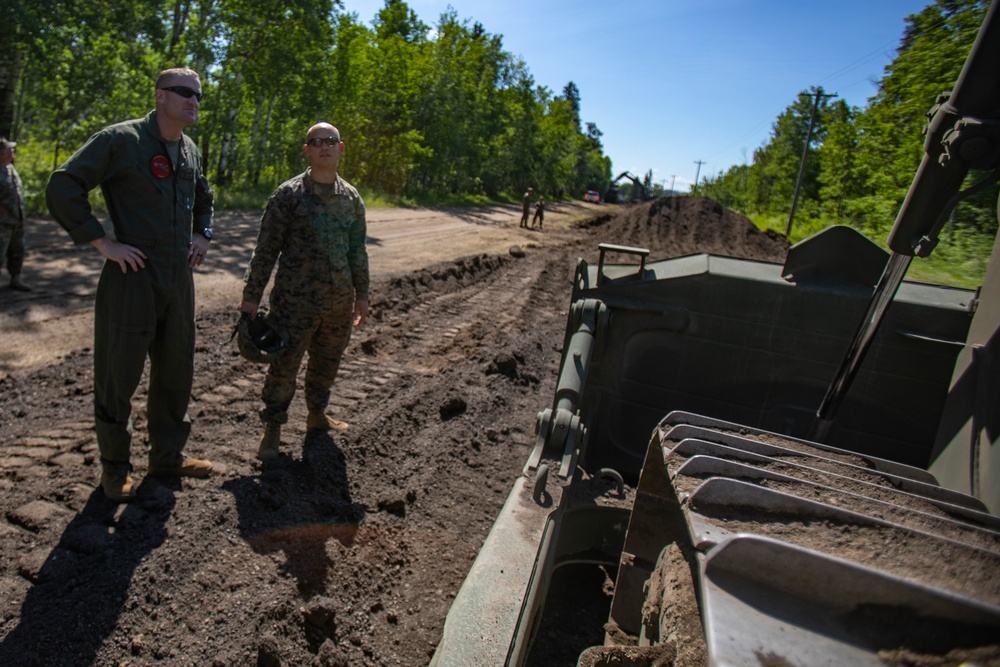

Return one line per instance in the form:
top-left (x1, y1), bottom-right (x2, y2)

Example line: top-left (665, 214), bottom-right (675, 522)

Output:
top-left (3, 0), bottom-right (993, 285)
top-left (700, 0), bottom-right (995, 282)
top-left (1, 0), bottom-right (611, 207)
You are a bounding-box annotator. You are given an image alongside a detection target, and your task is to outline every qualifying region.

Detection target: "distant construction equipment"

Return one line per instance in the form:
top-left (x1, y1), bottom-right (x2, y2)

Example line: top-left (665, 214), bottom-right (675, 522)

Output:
top-left (605, 171), bottom-right (650, 203)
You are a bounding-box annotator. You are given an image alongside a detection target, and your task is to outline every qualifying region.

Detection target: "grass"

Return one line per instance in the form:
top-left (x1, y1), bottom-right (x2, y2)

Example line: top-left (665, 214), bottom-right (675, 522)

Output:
top-left (749, 210), bottom-right (991, 290)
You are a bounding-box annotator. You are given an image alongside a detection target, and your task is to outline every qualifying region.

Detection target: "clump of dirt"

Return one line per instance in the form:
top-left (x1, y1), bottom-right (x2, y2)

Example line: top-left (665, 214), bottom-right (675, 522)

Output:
top-left (0, 197), bottom-right (788, 666)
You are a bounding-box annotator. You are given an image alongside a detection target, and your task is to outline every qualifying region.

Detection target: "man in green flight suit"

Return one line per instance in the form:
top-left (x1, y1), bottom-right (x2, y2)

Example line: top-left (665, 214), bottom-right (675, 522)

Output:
top-left (46, 67), bottom-right (215, 502)
top-left (239, 122), bottom-right (370, 460)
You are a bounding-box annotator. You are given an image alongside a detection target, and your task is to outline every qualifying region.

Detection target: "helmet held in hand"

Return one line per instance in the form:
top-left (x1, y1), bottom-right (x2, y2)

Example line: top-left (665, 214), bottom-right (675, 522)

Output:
top-left (234, 310), bottom-right (286, 363)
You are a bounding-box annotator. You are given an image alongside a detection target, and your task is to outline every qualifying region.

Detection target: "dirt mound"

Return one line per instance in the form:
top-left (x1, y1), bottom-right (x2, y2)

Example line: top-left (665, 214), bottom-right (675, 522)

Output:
top-left (581, 196), bottom-right (789, 263)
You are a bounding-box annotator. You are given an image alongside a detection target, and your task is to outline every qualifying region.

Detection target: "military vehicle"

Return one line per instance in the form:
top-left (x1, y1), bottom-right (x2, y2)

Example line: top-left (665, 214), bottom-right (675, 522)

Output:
top-left (431, 5), bottom-right (1000, 666)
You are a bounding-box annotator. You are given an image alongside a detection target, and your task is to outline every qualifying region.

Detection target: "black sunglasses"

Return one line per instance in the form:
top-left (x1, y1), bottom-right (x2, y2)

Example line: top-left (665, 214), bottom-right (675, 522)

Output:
top-left (160, 85), bottom-right (203, 102)
top-left (307, 136), bottom-right (341, 147)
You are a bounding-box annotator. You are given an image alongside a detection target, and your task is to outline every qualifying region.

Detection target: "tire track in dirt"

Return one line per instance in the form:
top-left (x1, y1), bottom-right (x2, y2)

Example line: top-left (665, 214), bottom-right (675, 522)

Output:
top-left (390, 266), bottom-right (541, 370)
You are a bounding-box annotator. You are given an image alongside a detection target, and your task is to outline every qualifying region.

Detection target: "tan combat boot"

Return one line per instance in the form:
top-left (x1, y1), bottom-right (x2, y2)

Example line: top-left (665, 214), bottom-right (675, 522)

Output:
top-left (147, 456), bottom-right (213, 478)
top-left (101, 470), bottom-right (137, 502)
top-left (307, 411), bottom-right (349, 431)
top-left (306, 411), bottom-right (330, 431)
top-left (257, 423), bottom-right (281, 460)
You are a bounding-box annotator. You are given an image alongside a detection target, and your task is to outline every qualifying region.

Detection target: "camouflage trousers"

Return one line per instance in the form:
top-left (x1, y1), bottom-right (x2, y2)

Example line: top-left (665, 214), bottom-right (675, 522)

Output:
top-left (260, 293), bottom-right (355, 425)
top-left (0, 222), bottom-right (25, 276)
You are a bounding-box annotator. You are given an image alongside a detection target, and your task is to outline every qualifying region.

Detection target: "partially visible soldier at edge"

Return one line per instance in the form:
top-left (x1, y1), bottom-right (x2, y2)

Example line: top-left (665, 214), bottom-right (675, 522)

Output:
top-left (519, 186), bottom-right (533, 228)
top-left (239, 122), bottom-right (370, 461)
top-left (45, 67), bottom-right (215, 503)
top-left (0, 136), bottom-right (31, 291)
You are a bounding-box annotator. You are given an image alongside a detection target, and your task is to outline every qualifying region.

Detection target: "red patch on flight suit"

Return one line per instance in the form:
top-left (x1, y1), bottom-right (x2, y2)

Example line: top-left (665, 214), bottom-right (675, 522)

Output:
top-left (150, 155), bottom-right (172, 179)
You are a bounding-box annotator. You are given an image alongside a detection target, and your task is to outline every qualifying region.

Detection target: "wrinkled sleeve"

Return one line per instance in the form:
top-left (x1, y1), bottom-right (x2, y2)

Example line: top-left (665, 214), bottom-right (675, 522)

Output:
top-left (192, 145), bottom-right (214, 234)
top-left (45, 131), bottom-right (115, 244)
top-left (349, 194), bottom-right (369, 302)
top-left (242, 190), bottom-right (288, 305)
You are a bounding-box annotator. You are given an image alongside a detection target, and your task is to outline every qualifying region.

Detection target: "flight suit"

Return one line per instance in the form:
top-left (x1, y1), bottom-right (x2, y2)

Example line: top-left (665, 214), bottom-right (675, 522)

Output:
top-left (46, 111), bottom-right (214, 476)
top-left (243, 171), bottom-right (369, 426)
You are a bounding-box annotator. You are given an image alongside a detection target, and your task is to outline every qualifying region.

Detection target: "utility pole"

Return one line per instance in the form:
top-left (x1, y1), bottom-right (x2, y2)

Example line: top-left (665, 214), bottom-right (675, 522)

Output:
top-left (670, 174), bottom-right (676, 194)
top-left (785, 88), bottom-right (837, 237)
top-left (692, 160), bottom-right (705, 194)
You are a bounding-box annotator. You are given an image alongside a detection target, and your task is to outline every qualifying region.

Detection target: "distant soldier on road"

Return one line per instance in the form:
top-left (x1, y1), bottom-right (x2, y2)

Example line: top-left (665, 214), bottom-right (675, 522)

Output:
top-left (532, 196), bottom-right (545, 229)
top-left (0, 137), bottom-right (31, 291)
top-left (519, 187), bottom-right (533, 228)
top-left (240, 122), bottom-right (370, 460)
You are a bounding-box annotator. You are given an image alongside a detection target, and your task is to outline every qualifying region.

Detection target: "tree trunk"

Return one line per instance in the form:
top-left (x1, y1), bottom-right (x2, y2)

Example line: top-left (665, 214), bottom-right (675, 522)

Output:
top-left (247, 92), bottom-right (264, 184)
top-left (215, 72), bottom-right (242, 185)
top-left (169, 0), bottom-right (192, 56)
top-left (0, 49), bottom-right (22, 138)
top-left (252, 94), bottom-right (275, 186)
top-left (217, 106), bottom-right (238, 186)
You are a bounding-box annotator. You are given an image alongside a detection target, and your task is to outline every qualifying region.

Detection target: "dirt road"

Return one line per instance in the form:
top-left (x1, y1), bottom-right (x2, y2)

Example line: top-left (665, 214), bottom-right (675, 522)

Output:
top-left (0, 196), bottom-right (787, 666)
top-left (0, 201), bottom-right (600, 376)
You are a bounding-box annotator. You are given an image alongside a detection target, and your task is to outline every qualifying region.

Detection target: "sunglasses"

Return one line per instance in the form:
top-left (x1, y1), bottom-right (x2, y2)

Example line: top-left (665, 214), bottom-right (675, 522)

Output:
top-left (307, 136), bottom-right (341, 147)
top-left (160, 85), bottom-right (203, 102)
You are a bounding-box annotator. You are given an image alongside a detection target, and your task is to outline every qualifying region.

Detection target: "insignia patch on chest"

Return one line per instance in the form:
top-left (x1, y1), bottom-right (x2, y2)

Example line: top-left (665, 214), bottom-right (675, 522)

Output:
top-left (150, 155), bottom-right (172, 179)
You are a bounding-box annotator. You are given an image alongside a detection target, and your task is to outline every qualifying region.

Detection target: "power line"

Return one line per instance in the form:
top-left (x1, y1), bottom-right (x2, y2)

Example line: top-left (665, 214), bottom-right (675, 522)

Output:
top-left (693, 160), bottom-right (705, 193)
top-left (817, 41), bottom-right (899, 88)
top-left (786, 89), bottom-right (837, 237)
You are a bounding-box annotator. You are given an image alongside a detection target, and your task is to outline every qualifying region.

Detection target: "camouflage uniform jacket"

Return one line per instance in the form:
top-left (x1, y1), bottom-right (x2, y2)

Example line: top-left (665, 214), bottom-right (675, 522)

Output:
top-left (243, 171), bottom-right (369, 312)
top-left (0, 163), bottom-right (25, 228)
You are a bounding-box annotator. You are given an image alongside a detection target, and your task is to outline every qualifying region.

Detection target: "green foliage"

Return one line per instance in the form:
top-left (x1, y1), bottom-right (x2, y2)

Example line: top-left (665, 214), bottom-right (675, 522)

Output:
top-left (905, 223), bottom-right (992, 288)
top-left (212, 182), bottom-right (283, 211)
top-left (8, 140), bottom-right (57, 213)
top-left (749, 211), bottom-right (827, 245)
top-left (702, 0), bottom-right (995, 288)
top-left (6, 0), bottom-right (609, 210)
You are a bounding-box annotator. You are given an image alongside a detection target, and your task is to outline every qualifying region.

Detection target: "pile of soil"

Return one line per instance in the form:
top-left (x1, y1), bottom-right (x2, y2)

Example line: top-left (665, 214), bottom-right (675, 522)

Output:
top-left (581, 196), bottom-right (788, 262)
top-left (0, 197), bottom-right (787, 666)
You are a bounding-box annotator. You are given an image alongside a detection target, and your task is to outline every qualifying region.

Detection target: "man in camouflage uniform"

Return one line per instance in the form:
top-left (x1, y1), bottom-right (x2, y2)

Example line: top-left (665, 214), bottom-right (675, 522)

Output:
top-left (519, 187), bottom-right (533, 228)
top-left (0, 137), bottom-right (30, 291)
top-left (532, 195), bottom-right (545, 229)
top-left (46, 68), bottom-right (215, 502)
top-left (239, 122), bottom-right (370, 460)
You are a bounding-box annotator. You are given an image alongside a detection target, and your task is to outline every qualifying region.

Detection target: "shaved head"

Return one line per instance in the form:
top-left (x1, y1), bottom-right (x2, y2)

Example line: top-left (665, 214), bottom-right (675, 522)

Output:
top-left (155, 67), bottom-right (200, 90)
top-left (303, 122), bottom-right (344, 181)
top-left (307, 123), bottom-right (340, 142)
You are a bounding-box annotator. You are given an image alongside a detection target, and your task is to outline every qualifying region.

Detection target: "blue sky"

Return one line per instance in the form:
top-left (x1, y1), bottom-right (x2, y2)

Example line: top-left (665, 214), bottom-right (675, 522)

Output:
top-left (343, 0), bottom-right (931, 192)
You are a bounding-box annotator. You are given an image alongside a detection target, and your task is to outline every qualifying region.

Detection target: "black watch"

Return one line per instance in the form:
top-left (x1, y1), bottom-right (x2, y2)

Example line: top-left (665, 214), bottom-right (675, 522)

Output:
top-left (197, 228), bottom-right (213, 240)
